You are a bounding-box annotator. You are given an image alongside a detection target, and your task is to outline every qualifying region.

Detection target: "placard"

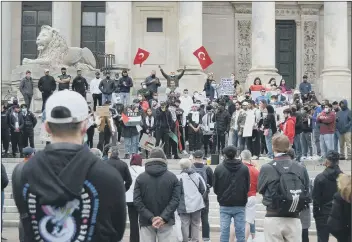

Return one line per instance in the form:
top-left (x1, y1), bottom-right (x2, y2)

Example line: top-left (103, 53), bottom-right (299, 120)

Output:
top-left (243, 111), bottom-right (255, 137)
top-left (96, 106), bottom-right (110, 117)
top-left (125, 112), bottom-right (142, 126)
top-left (219, 78), bottom-right (234, 96)
top-left (139, 133), bottom-right (156, 151)
top-left (250, 91), bottom-right (261, 101)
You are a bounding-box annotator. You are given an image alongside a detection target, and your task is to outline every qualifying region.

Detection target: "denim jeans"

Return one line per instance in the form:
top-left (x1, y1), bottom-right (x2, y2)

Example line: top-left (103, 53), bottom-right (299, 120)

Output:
top-left (220, 206), bottom-right (246, 242)
top-left (301, 132), bottom-right (313, 157)
top-left (334, 131), bottom-right (340, 153)
top-left (124, 134), bottom-right (139, 155)
top-left (294, 133), bottom-right (302, 161)
top-left (320, 133), bottom-right (334, 157)
top-left (119, 92), bottom-right (130, 107)
top-left (250, 221), bottom-right (255, 234)
top-left (232, 130), bottom-right (239, 148)
top-left (102, 93), bottom-right (112, 104)
top-left (264, 129), bottom-right (273, 158)
top-left (313, 128), bottom-right (322, 156)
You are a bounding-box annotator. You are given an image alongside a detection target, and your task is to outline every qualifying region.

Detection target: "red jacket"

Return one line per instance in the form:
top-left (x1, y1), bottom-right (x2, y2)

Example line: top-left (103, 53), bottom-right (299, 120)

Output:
top-left (244, 163), bottom-right (259, 197)
top-left (317, 111), bottom-right (336, 134)
top-left (280, 116), bottom-right (296, 144)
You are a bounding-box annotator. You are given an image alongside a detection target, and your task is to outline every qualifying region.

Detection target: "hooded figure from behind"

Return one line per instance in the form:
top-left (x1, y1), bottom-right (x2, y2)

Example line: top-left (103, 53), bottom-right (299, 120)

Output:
top-left (336, 99), bottom-right (351, 160)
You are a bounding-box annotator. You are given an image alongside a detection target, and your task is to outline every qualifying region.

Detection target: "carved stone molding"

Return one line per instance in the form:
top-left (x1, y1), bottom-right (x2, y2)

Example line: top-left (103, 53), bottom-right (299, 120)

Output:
top-left (275, 9), bottom-right (301, 16)
top-left (234, 5), bottom-right (252, 14)
top-left (237, 20), bottom-right (252, 83)
top-left (301, 8), bottom-right (320, 15)
top-left (296, 20), bottom-right (302, 27)
top-left (303, 21), bottom-right (318, 82)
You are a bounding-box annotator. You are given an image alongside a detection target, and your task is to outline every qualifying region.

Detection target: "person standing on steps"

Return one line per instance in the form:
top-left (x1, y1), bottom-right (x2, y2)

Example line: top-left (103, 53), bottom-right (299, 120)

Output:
top-left (12, 90), bottom-right (127, 241)
top-left (19, 70), bottom-right (34, 109)
top-left (38, 69), bottom-right (56, 112)
top-left (159, 65), bottom-right (186, 88)
top-left (118, 69), bottom-right (134, 107)
top-left (145, 70), bottom-right (161, 101)
top-left (90, 71), bottom-right (103, 111)
top-left (191, 150), bottom-right (213, 242)
top-left (99, 72), bottom-right (115, 104)
top-left (56, 67), bottom-right (71, 91)
top-left (21, 104), bottom-right (37, 148)
top-left (72, 69), bottom-right (89, 99)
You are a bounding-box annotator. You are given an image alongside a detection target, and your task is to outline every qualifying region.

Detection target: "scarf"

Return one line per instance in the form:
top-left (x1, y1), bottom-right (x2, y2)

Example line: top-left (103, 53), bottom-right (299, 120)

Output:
top-left (146, 116), bottom-right (154, 128)
top-left (190, 111), bottom-right (200, 124)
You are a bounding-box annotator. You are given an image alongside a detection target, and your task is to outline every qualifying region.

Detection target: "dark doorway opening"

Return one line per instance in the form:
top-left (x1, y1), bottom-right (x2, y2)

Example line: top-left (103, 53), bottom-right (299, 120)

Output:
top-left (275, 20), bottom-right (296, 89)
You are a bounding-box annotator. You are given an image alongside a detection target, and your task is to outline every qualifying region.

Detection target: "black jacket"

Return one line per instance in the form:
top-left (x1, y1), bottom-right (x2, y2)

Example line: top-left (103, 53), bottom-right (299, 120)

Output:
top-left (1, 163), bottom-right (8, 191)
top-left (38, 75), bottom-right (56, 93)
top-left (302, 112), bottom-right (313, 133)
top-left (72, 76), bottom-right (89, 94)
top-left (134, 159), bottom-right (180, 226)
top-left (106, 157), bottom-right (132, 191)
top-left (22, 111), bottom-right (37, 131)
top-left (145, 76), bottom-right (161, 94)
top-left (118, 76), bottom-right (133, 93)
top-left (99, 78), bottom-right (115, 95)
top-left (215, 109), bottom-right (231, 133)
top-left (327, 193), bottom-right (351, 242)
top-left (155, 108), bottom-right (174, 131)
top-left (313, 165), bottom-right (342, 220)
top-left (13, 143), bottom-right (126, 242)
top-left (258, 155), bottom-right (310, 217)
top-left (292, 111), bottom-right (303, 134)
top-left (1, 111), bottom-right (9, 130)
top-left (8, 112), bottom-right (24, 132)
top-left (213, 159), bottom-right (250, 207)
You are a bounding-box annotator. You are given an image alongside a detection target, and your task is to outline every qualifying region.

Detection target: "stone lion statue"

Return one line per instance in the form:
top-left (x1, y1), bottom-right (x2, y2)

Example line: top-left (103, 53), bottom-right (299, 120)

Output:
top-left (22, 25), bottom-right (96, 70)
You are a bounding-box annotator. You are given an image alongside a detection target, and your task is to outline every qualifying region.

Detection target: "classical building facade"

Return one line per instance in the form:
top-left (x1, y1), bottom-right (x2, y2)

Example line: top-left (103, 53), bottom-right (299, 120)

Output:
top-left (2, 1), bottom-right (351, 100)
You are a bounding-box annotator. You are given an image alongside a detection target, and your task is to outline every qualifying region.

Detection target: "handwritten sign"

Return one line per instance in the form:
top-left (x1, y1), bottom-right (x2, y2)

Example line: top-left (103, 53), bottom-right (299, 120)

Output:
top-left (219, 78), bottom-right (234, 96)
top-left (125, 112), bottom-right (142, 126)
top-left (139, 133), bottom-right (156, 151)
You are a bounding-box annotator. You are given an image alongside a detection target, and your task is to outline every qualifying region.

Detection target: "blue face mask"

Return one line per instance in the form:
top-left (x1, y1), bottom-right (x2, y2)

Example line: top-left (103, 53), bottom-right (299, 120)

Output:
top-left (22, 108), bottom-right (27, 113)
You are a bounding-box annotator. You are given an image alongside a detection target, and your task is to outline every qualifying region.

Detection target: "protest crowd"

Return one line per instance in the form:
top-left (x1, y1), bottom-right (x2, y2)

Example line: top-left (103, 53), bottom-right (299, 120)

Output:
top-left (1, 65), bottom-right (351, 242)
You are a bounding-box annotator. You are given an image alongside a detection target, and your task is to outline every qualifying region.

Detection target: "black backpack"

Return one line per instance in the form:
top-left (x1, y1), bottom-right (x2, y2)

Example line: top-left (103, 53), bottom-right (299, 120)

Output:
top-left (271, 162), bottom-right (310, 213)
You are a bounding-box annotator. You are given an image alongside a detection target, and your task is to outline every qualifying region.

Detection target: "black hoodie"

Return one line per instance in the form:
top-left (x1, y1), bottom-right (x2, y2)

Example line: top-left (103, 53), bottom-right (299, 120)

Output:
top-left (213, 159), bottom-right (250, 207)
top-left (13, 143), bottom-right (126, 242)
top-left (133, 158), bottom-right (180, 226)
top-left (312, 165), bottom-right (342, 220)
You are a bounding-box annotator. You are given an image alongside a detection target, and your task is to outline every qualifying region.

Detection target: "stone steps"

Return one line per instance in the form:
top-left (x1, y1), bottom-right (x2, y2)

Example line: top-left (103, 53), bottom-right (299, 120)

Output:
top-left (2, 159), bottom-right (325, 235)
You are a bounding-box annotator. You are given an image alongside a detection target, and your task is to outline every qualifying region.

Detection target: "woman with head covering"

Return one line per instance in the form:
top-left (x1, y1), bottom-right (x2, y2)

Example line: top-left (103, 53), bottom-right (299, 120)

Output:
top-left (126, 154), bottom-right (145, 242)
top-left (263, 105), bottom-right (277, 159)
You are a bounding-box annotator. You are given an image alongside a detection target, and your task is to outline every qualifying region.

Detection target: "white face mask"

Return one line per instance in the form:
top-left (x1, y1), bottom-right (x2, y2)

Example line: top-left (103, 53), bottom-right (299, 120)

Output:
top-left (263, 113), bottom-right (268, 118)
top-left (142, 85), bottom-right (147, 89)
top-left (211, 84), bottom-right (216, 87)
top-left (324, 108), bottom-right (329, 113)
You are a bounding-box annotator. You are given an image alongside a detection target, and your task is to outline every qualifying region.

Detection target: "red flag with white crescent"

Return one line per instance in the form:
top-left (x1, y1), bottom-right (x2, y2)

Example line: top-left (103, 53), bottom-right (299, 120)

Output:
top-left (193, 46), bottom-right (213, 70)
top-left (133, 48), bottom-right (150, 67)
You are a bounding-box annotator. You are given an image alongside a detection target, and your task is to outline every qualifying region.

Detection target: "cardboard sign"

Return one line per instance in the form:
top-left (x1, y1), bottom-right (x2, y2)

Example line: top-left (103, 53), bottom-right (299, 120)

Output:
top-left (139, 133), bottom-right (156, 151)
top-left (125, 112), bottom-right (142, 126)
top-left (243, 111), bottom-right (255, 137)
top-left (96, 106), bottom-right (110, 117)
top-left (219, 78), bottom-right (234, 96)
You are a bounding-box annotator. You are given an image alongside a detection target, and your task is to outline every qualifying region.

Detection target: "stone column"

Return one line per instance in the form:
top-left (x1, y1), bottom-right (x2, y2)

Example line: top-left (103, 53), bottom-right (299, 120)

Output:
top-left (246, 2), bottom-right (280, 88)
top-left (320, 2), bottom-right (351, 101)
top-left (105, 2), bottom-right (132, 70)
top-left (1, 1), bottom-right (12, 90)
top-left (178, 2), bottom-right (205, 92)
top-left (52, 2), bottom-right (73, 46)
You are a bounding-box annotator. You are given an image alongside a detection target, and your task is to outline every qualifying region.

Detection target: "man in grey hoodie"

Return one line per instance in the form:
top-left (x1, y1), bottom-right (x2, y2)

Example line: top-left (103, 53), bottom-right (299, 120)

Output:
top-left (19, 70), bottom-right (34, 109)
top-left (336, 99), bottom-right (351, 160)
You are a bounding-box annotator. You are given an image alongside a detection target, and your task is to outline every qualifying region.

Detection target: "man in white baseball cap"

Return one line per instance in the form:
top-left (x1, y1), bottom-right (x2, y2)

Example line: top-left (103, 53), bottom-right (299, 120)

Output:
top-left (12, 90), bottom-right (127, 241)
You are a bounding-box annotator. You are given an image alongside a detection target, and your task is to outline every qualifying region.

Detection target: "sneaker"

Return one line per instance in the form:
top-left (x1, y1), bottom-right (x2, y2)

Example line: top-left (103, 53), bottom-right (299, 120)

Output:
top-left (252, 156), bottom-right (259, 160)
top-left (182, 150), bottom-right (188, 155)
top-left (301, 156), bottom-right (307, 160)
top-left (118, 142), bottom-right (121, 145)
top-left (185, 141), bottom-right (189, 146)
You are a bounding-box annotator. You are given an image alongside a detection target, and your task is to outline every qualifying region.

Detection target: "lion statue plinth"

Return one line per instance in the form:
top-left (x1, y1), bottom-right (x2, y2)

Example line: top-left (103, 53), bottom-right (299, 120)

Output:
top-left (22, 25), bottom-right (96, 71)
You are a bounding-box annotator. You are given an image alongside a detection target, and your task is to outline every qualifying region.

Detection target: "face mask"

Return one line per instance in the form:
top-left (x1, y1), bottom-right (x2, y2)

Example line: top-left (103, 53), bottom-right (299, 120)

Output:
top-left (123, 73), bottom-right (127, 76)
top-left (106, 76), bottom-right (110, 79)
top-left (142, 85), bottom-right (147, 89)
top-left (245, 95), bottom-right (250, 98)
top-left (341, 106), bottom-right (347, 110)
top-left (263, 113), bottom-right (268, 118)
top-left (151, 74), bottom-right (155, 78)
top-left (211, 84), bottom-right (216, 87)
top-left (161, 107), bottom-right (166, 111)
top-left (153, 96), bottom-right (158, 100)
top-left (62, 72), bottom-right (66, 75)
top-left (22, 108), bottom-right (27, 112)
top-left (324, 108), bottom-right (330, 113)
top-left (138, 97), bottom-right (143, 101)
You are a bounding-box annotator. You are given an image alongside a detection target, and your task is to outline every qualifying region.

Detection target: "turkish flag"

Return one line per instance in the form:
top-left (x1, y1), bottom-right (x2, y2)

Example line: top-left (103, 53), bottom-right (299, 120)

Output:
top-left (193, 46), bottom-right (213, 70)
top-left (133, 48), bottom-right (150, 67)
top-left (121, 113), bottom-right (129, 124)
